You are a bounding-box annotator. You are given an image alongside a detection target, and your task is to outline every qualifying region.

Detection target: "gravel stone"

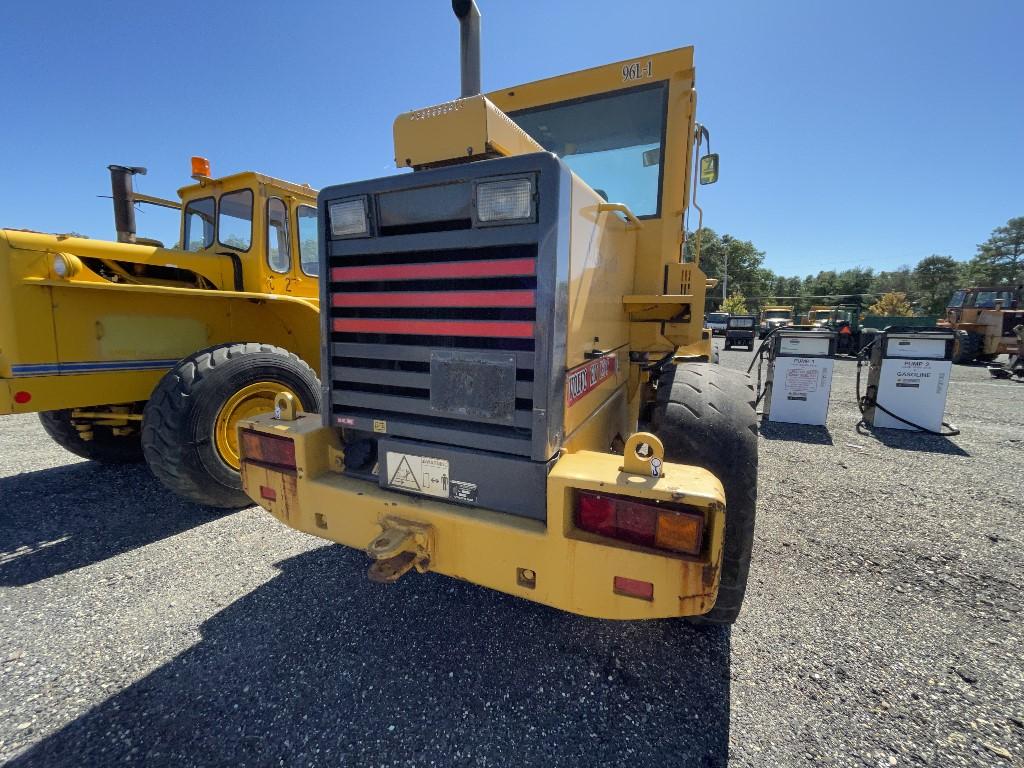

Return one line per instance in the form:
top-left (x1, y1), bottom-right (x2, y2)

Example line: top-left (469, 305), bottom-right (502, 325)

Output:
top-left (0, 347), bottom-right (1021, 767)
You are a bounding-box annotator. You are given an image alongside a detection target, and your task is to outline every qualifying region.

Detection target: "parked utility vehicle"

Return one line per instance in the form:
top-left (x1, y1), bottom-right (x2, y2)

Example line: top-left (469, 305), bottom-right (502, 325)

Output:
top-left (1, 161), bottom-right (322, 506)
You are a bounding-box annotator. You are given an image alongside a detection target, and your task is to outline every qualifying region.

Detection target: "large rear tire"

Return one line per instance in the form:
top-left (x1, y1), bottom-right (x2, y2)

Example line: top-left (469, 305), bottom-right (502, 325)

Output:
top-left (951, 330), bottom-right (982, 364)
top-left (39, 408), bottom-right (145, 464)
top-left (141, 343), bottom-right (320, 508)
top-left (649, 363), bottom-right (758, 625)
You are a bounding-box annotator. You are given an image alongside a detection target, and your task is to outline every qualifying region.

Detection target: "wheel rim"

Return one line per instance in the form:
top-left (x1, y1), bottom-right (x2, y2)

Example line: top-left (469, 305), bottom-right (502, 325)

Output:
top-left (214, 382), bottom-right (298, 470)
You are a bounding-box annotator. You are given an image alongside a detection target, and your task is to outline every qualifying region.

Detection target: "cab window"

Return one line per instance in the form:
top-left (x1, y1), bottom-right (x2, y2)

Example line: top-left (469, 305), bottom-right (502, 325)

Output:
top-left (947, 290), bottom-right (966, 308)
top-left (218, 189), bottom-right (253, 251)
top-left (510, 83), bottom-right (668, 217)
top-left (183, 196), bottom-right (215, 251)
top-left (267, 197), bottom-right (290, 273)
top-left (297, 205), bottom-right (318, 276)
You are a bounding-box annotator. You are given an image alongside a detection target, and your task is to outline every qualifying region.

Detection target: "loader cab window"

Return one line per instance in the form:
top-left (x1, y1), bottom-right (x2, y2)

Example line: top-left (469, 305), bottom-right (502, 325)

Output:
top-left (967, 290), bottom-right (1013, 309)
top-left (266, 197), bottom-right (290, 273)
top-left (183, 196), bottom-right (215, 251)
top-left (947, 290), bottom-right (966, 309)
top-left (297, 205), bottom-right (318, 276)
top-left (218, 189), bottom-right (253, 251)
top-left (509, 82), bottom-right (667, 217)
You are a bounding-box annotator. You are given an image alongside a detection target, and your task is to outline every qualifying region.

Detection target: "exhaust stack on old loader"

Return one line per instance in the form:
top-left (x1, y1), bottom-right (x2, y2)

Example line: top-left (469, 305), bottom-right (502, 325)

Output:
top-left (237, 1), bottom-right (758, 623)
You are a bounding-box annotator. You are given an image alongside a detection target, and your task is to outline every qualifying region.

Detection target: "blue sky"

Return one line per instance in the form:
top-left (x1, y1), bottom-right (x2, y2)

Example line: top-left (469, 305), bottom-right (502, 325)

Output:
top-left (1, 0), bottom-right (1020, 277)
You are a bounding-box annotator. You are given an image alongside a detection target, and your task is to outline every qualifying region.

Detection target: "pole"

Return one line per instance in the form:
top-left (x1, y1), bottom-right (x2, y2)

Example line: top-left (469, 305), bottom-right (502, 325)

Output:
top-left (721, 235), bottom-right (731, 303)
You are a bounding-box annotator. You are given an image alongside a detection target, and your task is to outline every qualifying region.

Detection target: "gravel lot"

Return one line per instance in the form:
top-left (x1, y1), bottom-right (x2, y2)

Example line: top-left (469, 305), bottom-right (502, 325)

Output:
top-left (1, 347), bottom-right (1021, 767)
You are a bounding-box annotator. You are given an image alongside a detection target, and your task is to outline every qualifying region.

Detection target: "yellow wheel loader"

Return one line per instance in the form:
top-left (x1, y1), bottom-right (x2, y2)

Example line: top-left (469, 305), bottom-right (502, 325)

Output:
top-left (1, 161), bottom-right (322, 506)
top-left (236, 1), bottom-right (757, 623)
top-left (942, 286), bottom-right (1024, 364)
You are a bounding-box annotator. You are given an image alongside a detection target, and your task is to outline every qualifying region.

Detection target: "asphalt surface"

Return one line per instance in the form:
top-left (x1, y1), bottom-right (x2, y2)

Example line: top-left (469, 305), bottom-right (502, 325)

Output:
top-left (1, 346), bottom-right (1021, 767)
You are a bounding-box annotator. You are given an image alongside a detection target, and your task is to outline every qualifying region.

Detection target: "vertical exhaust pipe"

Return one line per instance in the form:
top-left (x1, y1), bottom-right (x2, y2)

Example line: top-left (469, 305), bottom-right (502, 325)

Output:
top-left (107, 164), bottom-right (147, 244)
top-left (452, 0), bottom-right (481, 97)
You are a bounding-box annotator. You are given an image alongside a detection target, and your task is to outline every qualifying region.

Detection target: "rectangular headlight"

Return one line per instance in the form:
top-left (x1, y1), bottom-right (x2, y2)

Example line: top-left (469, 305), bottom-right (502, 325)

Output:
top-left (476, 178), bottom-right (532, 223)
top-left (329, 198), bottom-right (368, 237)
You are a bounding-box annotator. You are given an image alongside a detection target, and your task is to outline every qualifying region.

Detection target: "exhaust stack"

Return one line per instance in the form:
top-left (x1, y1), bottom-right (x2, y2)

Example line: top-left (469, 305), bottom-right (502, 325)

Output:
top-left (452, 0), bottom-right (481, 97)
top-left (108, 165), bottom-right (147, 244)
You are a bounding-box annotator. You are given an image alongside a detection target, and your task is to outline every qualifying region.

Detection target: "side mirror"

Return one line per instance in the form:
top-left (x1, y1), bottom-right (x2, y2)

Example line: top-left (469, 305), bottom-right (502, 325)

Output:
top-left (699, 153), bottom-right (719, 185)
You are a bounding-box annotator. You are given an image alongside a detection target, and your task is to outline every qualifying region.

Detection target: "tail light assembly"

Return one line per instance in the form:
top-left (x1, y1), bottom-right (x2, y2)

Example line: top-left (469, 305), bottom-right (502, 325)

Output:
top-left (576, 490), bottom-right (704, 556)
top-left (240, 429), bottom-right (297, 471)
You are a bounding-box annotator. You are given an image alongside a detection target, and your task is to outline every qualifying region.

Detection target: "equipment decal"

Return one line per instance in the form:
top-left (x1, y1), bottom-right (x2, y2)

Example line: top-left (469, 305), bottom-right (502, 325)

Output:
top-left (386, 452), bottom-right (449, 499)
top-left (566, 353), bottom-right (618, 406)
top-left (450, 480), bottom-right (478, 503)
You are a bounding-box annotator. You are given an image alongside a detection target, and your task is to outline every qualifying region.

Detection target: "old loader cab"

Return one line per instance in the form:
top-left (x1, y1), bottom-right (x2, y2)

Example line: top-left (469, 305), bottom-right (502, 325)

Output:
top-left (178, 160), bottom-right (319, 300)
top-left (237, 1), bottom-right (757, 625)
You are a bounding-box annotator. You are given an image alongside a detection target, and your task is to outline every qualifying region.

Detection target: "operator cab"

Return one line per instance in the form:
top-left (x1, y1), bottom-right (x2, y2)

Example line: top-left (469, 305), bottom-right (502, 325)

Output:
top-left (178, 159), bottom-right (319, 299)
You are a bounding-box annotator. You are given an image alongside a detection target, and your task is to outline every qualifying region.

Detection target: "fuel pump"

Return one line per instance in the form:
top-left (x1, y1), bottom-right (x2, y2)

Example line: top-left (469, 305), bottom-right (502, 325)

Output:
top-left (762, 329), bottom-right (837, 425)
top-left (858, 328), bottom-right (958, 434)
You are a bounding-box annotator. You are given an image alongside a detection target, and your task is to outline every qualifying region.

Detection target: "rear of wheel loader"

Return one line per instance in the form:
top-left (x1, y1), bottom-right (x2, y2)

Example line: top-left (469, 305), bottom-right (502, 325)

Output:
top-left (237, 1), bottom-right (758, 623)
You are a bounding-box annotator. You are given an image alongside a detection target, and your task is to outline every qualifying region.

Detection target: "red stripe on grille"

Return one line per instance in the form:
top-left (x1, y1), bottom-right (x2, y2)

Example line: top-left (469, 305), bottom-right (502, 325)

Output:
top-left (330, 257), bottom-right (536, 282)
top-left (332, 319), bottom-right (535, 338)
top-left (332, 290), bottom-right (535, 308)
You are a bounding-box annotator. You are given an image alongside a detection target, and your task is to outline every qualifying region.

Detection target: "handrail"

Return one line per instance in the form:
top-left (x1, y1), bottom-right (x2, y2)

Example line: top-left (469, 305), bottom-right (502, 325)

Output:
top-left (598, 202), bottom-right (643, 230)
top-left (131, 193), bottom-right (182, 210)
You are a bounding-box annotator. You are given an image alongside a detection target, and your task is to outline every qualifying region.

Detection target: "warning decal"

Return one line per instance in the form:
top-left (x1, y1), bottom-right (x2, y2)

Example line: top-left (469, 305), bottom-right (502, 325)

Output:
top-left (386, 452), bottom-right (449, 499)
top-left (785, 364), bottom-right (818, 394)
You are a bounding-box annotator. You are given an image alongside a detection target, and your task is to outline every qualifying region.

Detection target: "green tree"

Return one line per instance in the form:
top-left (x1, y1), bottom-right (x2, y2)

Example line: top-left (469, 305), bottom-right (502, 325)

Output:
top-left (968, 216), bottom-right (1024, 285)
top-left (722, 290), bottom-right (749, 315)
top-left (912, 255), bottom-right (962, 314)
top-left (685, 229), bottom-right (768, 310)
top-left (872, 266), bottom-right (913, 295)
top-left (868, 291), bottom-right (913, 316)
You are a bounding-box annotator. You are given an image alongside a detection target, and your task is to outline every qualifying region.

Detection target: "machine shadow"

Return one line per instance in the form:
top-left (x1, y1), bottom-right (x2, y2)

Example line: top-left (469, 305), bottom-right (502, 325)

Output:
top-left (9, 545), bottom-right (732, 768)
top-left (855, 425), bottom-right (970, 456)
top-left (0, 461), bottom-right (227, 587)
top-left (758, 420), bottom-right (834, 445)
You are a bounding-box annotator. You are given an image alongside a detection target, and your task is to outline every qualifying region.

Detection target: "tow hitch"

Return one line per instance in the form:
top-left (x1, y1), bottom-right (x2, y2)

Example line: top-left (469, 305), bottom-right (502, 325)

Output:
top-left (365, 518), bottom-right (434, 583)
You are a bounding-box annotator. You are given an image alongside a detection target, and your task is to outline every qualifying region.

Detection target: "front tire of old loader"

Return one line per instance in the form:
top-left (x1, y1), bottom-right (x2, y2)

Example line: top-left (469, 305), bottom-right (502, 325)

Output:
top-left (951, 330), bottom-right (982, 364)
top-left (39, 409), bottom-right (145, 464)
top-left (142, 343), bottom-right (320, 508)
top-left (649, 363), bottom-right (758, 625)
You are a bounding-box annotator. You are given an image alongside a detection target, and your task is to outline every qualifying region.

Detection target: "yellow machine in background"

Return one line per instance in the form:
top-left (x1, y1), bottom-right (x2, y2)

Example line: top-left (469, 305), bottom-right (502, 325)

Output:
top-left (237, 1), bottom-right (757, 623)
top-left (804, 305), bottom-right (833, 326)
top-left (758, 304), bottom-right (795, 338)
top-left (0, 161), bottom-right (322, 506)
top-left (942, 286), bottom-right (1024, 364)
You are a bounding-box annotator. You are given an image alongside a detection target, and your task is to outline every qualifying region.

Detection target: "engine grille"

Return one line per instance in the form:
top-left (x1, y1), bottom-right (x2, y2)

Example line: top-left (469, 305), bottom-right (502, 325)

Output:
top-left (329, 242), bottom-right (538, 455)
top-left (321, 154), bottom-right (567, 462)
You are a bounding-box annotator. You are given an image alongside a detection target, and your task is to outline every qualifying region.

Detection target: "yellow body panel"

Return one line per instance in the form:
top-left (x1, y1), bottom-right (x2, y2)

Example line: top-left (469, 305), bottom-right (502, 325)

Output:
top-left (393, 94), bottom-right (544, 169)
top-left (241, 413), bottom-right (724, 621)
top-left (0, 171), bottom-right (320, 416)
top-left (564, 175), bottom-right (637, 367)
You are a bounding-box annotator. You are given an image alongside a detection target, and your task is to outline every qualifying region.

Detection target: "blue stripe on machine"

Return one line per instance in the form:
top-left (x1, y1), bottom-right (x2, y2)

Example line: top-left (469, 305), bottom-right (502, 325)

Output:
top-left (11, 359), bottom-right (179, 377)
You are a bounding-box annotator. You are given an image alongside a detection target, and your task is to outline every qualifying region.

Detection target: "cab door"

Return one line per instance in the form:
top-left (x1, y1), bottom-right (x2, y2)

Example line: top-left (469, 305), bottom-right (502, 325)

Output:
top-left (261, 197), bottom-right (317, 302)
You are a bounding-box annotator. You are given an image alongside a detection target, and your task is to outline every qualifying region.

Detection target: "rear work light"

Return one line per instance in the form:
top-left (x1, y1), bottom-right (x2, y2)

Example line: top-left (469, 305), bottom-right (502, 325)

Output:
top-left (329, 197), bottom-right (368, 238)
top-left (576, 490), bottom-right (704, 556)
top-left (240, 429), bottom-right (296, 471)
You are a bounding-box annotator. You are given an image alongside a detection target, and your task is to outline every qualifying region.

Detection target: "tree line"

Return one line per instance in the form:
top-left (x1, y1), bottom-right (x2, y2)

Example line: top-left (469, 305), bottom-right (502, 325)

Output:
top-left (691, 216), bottom-right (1024, 316)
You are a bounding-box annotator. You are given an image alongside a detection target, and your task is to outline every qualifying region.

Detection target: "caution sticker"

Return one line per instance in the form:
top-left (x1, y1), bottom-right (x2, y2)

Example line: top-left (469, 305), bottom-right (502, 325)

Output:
top-left (385, 452), bottom-right (450, 499)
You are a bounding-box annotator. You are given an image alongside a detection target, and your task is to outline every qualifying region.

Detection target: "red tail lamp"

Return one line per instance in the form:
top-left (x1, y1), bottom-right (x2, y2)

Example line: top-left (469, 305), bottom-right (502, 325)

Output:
top-left (576, 491), bottom-right (704, 556)
top-left (240, 429), bottom-right (296, 470)
top-left (13, 391), bottom-right (32, 404)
